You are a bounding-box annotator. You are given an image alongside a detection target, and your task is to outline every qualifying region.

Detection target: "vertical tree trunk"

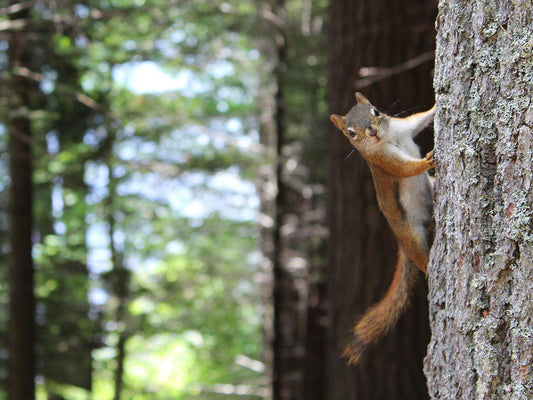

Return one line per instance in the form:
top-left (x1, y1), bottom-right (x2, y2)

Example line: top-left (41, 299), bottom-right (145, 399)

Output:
top-left (269, 1), bottom-right (308, 399)
top-left (113, 333), bottom-right (127, 400)
top-left (256, 24), bottom-right (278, 400)
top-left (425, 2), bottom-right (533, 399)
top-left (257, 1), bottom-right (329, 397)
top-left (106, 156), bottom-right (131, 400)
top-left (7, 4), bottom-right (36, 400)
top-left (256, 2), bottom-right (305, 399)
top-left (327, 1), bottom-right (436, 399)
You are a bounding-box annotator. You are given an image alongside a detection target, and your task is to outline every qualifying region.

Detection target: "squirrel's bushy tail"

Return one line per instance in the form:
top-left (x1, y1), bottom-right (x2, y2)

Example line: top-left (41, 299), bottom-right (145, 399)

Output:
top-left (343, 248), bottom-right (419, 365)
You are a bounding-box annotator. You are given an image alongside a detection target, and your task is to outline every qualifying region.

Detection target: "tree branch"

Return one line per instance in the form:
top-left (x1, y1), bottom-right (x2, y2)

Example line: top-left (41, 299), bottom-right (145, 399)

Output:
top-left (12, 66), bottom-right (105, 111)
top-left (192, 383), bottom-right (268, 398)
top-left (0, 18), bottom-right (28, 31)
top-left (0, 1), bottom-right (35, 16)
top-left (355, 51), bottom-right (434, 89)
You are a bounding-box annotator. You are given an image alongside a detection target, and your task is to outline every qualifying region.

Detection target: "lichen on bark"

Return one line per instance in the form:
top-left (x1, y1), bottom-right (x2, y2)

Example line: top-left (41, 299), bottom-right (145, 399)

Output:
top-left (425, 1), bottom-right (533, 399)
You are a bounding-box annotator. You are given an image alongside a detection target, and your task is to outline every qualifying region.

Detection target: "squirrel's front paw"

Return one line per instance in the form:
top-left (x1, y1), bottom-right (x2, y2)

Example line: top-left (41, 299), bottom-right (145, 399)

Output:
top-left (424, 150), bottom-right (436, 169)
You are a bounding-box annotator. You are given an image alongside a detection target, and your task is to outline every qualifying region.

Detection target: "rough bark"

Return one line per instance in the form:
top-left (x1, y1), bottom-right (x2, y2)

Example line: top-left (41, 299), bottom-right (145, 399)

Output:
top-left (327, 1), bottom-right (436, 399)
top-left (425, 1), bottom-right (533, 399)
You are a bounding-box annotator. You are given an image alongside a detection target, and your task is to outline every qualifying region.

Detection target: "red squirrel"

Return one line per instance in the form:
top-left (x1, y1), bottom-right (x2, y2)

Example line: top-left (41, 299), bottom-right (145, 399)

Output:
top-left (330, 92), bottom-right (435, 365)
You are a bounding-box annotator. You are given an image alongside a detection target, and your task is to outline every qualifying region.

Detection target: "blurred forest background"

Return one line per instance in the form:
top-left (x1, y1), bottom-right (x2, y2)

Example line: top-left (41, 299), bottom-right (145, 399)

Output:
top-left (1, 1), bottom-right (437, 399)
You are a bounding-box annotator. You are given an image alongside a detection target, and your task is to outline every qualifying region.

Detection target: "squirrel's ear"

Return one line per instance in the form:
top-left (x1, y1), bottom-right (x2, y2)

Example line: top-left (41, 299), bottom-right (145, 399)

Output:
top-left (355, 92), bottom-right (371, 105)
top-left (330, 114), bottom-right (346, 130)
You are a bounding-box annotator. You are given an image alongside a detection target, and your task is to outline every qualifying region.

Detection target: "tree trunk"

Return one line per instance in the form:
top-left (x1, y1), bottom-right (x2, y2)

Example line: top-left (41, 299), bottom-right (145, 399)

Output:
top-left (256, 1), bottom-right (329, 397)
top-left (327, 1), bottom-right (436, 399)
top-left (270, 1), bottom-right (295, 398)
top-left (425, 1), bottom-right (533, 399)
top-left (106, 156), bottom-right (131, 400)
top-left (264, 1), bottom-right (330, 397)
top-left (113, 333), bottom-right (127, 400)
top-left (7, 4), bottom-right (36, 399)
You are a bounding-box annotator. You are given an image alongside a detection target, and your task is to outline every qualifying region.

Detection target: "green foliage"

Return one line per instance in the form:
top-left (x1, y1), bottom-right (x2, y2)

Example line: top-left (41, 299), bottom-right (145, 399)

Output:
top-left (1, 0), bottom-right (331, 398)
top-left (102, 215), bottom-right (262, 399)
top-left (1, 0), bottom-right (265, 399)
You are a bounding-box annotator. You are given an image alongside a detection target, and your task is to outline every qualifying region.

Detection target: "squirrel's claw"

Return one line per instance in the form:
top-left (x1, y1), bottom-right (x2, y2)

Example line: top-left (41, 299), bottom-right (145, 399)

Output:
top-left (425, 150), bottom-right (436, 169)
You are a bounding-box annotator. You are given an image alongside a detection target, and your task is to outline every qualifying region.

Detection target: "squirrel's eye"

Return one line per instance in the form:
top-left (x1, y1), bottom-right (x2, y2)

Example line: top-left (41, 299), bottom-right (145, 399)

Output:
top-left (347, 128), bottom-right (356, 137)
top-left (370, 108), bottom-right (380, 117)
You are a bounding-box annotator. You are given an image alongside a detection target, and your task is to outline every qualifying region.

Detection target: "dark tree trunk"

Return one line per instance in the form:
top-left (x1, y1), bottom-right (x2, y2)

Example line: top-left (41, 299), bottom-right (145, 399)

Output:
top-left (106, 161), bottom-right (130, 400)
top-left (326, 1), bottom-right (437, 399)
top-left (256, 2), bottom-right (298, 399)
top-left (7, 4), bottom-right (36, 400)
top-left (113, 333), bottom-right (127, 400)
top-left (270, 1), bottom-right (301, 399)
top-left (256, 1), bottom-right (329, 399)
top-left (270, 1), bottom-right (329, 398)
top-left (302, 278), bottom-right (327, 400)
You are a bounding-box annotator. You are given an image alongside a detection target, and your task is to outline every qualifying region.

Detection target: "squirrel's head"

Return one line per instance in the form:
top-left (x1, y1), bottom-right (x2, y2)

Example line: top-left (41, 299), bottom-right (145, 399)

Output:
top-left (330, 92), bottom-right (387, 151)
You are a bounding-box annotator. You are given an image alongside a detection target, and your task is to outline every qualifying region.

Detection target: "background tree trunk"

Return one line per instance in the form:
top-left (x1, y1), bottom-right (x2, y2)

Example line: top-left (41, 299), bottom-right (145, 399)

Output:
top-left (256, 1), bottom-right (328, 399)
top-left (7, 4), bottom-right (36, 399)
top-left (425, 1), bottom-right (533, 399)
top-left (327, 1), bottom-right (436, 399)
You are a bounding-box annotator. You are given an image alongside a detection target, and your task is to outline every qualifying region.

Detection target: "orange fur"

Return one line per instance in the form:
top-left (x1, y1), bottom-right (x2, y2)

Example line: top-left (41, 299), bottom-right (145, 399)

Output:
top-left (343, 249), bottom-right (418, 365)
top-left (331, 92), bottom-right (435, 365)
